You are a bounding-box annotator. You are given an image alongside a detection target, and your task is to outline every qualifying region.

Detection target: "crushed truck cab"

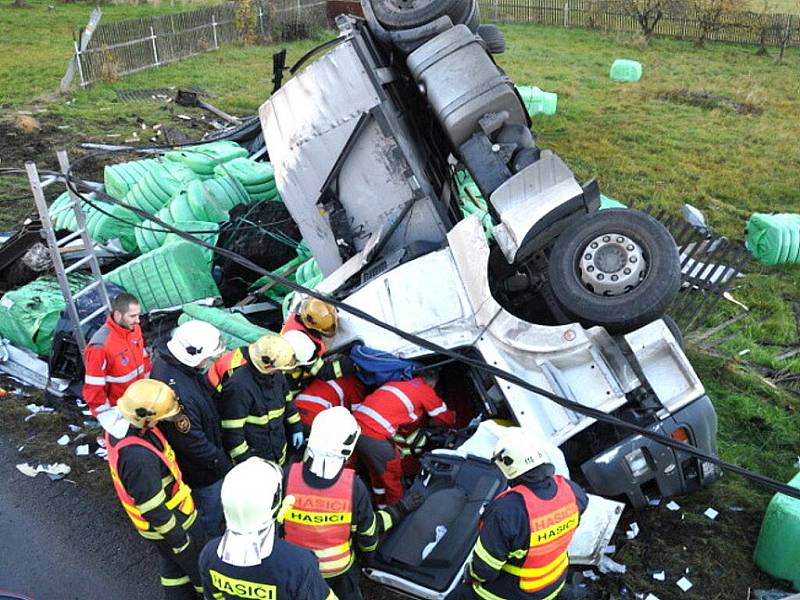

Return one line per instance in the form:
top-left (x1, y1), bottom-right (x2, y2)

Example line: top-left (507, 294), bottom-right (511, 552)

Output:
top-left (259, 5), bottom-right (719, 597)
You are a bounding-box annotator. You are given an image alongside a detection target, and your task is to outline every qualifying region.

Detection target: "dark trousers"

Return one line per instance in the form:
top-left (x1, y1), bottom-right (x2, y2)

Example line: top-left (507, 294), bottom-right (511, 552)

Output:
top-left (328, 565), bottom-right (363, 600)
top-left (153, 520), bottom-right (204, 600)
top-left (356, 434), bottom-right (404, 506)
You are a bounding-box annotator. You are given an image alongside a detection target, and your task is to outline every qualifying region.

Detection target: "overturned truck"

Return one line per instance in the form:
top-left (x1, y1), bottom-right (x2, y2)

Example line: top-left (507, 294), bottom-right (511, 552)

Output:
top-left (258, 1), bottom-right (720, 597)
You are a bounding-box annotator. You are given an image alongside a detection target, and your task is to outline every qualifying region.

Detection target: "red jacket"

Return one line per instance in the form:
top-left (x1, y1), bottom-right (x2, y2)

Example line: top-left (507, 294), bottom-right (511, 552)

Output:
top-left (83, 317), bottom-right (151, 415)
top-left (295, 376), bottom-right (366, 427)
top-left (281, 313), bottom-right (327, 356)
top-left (353, 377), bottom-right (455, 440)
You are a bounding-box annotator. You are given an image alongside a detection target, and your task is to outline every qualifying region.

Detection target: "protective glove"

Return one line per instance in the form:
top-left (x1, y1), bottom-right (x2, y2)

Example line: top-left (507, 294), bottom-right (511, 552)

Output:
top-left (172, 533), bottom-right (192, 555)
top-left (292, 431), bottom-right (304, 449)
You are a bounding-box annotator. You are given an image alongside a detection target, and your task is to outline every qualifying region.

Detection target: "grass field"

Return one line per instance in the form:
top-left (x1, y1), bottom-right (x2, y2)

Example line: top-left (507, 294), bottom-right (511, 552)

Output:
top-left (748, 0), bottom-right (800, 12)
top-left (0, 5), bottom-right (799, 598)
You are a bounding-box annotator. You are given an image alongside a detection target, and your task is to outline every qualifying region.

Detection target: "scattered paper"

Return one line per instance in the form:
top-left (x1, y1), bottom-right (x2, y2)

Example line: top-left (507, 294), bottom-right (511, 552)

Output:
top-left (645, 594), bottom-right (662, 600)
top-left (25, 404), bottom-right (55, 421)
top-left (16, 462), bottom-right (71, 480)
top-left (57, 434), bottom-right (70, 446)
top-left (16, 463), bottom-right (39, 477)
top-left (666, 501), bottom-right (681, 511)
top-left (76, 444), bottom-right (90, 456)
top-left (729, 506), bottom-right (745, 512)
top-left (648, 496), bottom-right (662, 507)
top-left (738, 348), bottom-right (751, 357)
top-left (676, 577), bottom-right (693, 592)
top-left (604, 544), bottom-right (616, 554)
top-left (652, 571), bottom-right (666, 581)
top-left (597, 555), bottom-right (627, 574)
top-left (421, 524), bottom-right (447, 560)
top-left (177, 114), bottom-right (192, 121)
top-left (626, 522), bottom-right (640, 539)
top-left (68, 424), bottom-right (82, 433)
top-left (96, 436), bottom-right (106, 448)
top-left (95, 447), bottom-right (108, 460)
top-left (704, 507), bottom-right (719, 520)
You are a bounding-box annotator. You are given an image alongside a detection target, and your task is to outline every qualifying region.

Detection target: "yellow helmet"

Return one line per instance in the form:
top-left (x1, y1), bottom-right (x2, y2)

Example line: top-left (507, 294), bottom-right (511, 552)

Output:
top-left (299, 298), bottom-right (338, 337)
top-left (249, 335), bottom-right (297, 374)
top-left (117, 379), bottom-right (180, 429)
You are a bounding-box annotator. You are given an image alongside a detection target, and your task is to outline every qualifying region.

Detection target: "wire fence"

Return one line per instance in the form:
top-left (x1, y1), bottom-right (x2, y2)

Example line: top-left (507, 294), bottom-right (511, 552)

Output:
top-left (74, 0), bottom-right (329, 86)
top-left (478, 0), bottom-right (800, 48)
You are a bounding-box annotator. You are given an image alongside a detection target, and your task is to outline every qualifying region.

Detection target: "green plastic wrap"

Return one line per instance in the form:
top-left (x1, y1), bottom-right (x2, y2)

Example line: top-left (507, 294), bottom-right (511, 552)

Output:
top-left (135, 220), bottom-right (219, 258)
top-left (123, 161), bottom-right (198, 215)
top-left (105, 241), bottom-right (220, 312)
top-left (104, 159), bottom-right (160, 199)
top-left (164, 141), bottom-right (249, 178)
top-left (746, 213), bottom-right (800, 265)
top-left (178, 303), bottom-right (272, 350)
top-left (49, 191), bottom-right (141, 253)
top-left (754, 471), bottom-right (800, 591)
top-left (516, 85), bottom-right (559, 116)
top-left (610, 59), bottom-right (643, 82)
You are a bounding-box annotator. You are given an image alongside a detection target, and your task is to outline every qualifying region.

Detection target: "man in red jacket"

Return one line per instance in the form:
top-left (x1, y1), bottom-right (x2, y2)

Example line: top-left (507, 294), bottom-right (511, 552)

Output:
top-left (353, 371), bottom-right (455, 506)
top-left (83, 293), bottom-right (151, 422)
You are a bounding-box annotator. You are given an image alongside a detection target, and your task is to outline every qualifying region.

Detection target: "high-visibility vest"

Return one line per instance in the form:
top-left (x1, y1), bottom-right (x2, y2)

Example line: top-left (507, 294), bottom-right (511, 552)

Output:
top-left (283, 464), bottom-right (355, 578)
top-left (492, 477), bottom-right (580, 594)
top-left (207, 347), bottom-right (248, 391)
top-left (106, 426), bottom-right (196, 541)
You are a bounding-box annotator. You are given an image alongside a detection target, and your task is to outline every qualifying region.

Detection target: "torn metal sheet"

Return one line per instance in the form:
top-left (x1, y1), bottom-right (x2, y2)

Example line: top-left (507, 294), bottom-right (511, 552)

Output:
top-left (568, 495), bottom-right (625, 565)
top-left (0, 339), bottom-right (69, 396)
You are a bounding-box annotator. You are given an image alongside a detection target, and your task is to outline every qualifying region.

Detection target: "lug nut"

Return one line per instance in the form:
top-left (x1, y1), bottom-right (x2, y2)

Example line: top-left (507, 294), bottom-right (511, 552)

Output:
top-left (584, 253), bottom-right (592, 260)
top-left (587, 266), bottom-right (595, 272)
top-left (603, 236), bottom-right (611, 243)
top-left (627, 244), bottom-right (635, 251)
top-left (616, 237), bottom-right (624, 243)
top-left (630, 257), bottom-right (638, 263)
top-left (624, 268), bottom-right (631, 275)
top-left (611, 275), bottom-right (618, 281)
top-left (597, 273), bottom-right (605, 280)
top-left (591, 242), bottom-right (598, 249)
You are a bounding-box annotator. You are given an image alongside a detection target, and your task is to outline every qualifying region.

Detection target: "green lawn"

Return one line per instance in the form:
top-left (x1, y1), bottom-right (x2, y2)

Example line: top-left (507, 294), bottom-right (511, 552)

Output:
top-left (747, 0), bottom-right (800, 13)
top-left (1, 14), bottom-right (800, 597)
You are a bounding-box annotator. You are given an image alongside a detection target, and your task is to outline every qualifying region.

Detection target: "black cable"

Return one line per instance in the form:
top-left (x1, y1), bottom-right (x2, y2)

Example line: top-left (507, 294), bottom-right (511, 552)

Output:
top-left (62, 149), bottom-right (800, 501)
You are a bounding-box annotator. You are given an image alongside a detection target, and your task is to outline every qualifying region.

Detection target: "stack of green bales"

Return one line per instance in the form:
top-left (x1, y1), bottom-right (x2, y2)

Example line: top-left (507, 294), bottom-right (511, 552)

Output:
top-left (213, 158), bottom-right (281, 204)
top-left (104, 158), bottom-right (160, 200)
top-left (178, 303), bottom-right (272, 350)
top-left (164, 140), bottom-right (249, 179)
top-left (516, 85), bottom-right (558, 117)
top-left (122, 161), bottom-right (198, 215)
top-left (746, 213), bottom-right (800, 265)
top-left (49, 191), bottom-right (142, 253)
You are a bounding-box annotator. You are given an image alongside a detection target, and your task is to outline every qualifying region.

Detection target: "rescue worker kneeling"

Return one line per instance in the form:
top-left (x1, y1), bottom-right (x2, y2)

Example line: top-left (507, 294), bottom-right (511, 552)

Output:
top-left (105, 379), bottom-right (204, 600)
top-left (281, 407), bottom-right (423, 600)
top-left (458, 429), bottom-right (588, 600)
top-left (198, 457), bottom-right (336, 600)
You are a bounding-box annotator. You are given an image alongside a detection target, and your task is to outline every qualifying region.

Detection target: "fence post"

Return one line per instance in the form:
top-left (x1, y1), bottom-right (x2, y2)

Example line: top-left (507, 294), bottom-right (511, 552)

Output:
top-left (258, 3), bottom-right (265, 39)
top-left (73, 40), bottom-right (86, 87)
top-left (212, 13), bottom-right (219, 49)
top-left (564, 2), bottom-right (569, 28)
top-left (150, 26), bottom-right (160, 67)
top-left (493, 0), bottom-right (499, 21)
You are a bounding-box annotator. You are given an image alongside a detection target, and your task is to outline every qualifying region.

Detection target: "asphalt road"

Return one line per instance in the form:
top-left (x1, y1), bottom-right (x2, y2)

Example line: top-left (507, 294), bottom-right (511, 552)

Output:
top-left (0, 436), bottom-right (160, 600)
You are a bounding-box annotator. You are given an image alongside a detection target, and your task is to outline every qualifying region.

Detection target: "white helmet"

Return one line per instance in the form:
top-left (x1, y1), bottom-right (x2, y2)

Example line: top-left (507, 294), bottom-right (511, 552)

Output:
top-left (492, 428), bottom-right (549, 480)
top-left (282, 329), bottom-right (317, 367)
top-left (167, 320), bottom-right (224, 368)
top-left (218, 458), bottom-right (284, 566)
top-left (304, 406), bottom-right (360, 479)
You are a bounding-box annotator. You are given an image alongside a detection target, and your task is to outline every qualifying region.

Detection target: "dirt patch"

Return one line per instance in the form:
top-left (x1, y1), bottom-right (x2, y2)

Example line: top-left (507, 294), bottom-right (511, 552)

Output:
top-left (658, 90), bottom-right (764, 115)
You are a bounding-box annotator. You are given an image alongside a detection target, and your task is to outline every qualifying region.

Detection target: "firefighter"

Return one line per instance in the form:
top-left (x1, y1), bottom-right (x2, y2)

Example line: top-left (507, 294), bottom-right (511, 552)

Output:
top-left (353, 371), bottom-right (455, 505)
top-left (293, 376), bottom-right (367, 431)
top-left (457, 429), bottom-right (589, 600)
top-left (151, 320), bottom-right (231, 538)
top-left (105, 379), bottom-right (204, 600)
top-left (281, 407), bottom-right (422, 600)
top-left (83, 292), bottom-right (151, 427)
top-left (218, 335), bottom-right (303, 465)
top-left (281, 297), bottom-right (339, 354)
top-left (198, 457), bottom-right (336, 600)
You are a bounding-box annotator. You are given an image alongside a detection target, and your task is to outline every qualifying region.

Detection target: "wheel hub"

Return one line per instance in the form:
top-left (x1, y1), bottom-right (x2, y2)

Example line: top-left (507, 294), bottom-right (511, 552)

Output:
top-left (579, 234), bottom-right (646, 296)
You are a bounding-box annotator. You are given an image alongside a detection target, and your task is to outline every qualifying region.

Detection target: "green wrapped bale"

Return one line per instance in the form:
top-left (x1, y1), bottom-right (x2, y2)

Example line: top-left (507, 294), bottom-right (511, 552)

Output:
top-left (105, 241), bottom-right (220, 312)
top-left (104, 159), bottom-right (159, 199)
top-left (164, 141), bottom-right (249, 178)
top-left (213, 157), bottom-right (275, 187)
top-left (135, 220), bottom-right (219, 256)
top-left (123, 162), bottom-right (198, 215)
top-left (179, 303), bottom-right (272, 350)
top-left (516, 85), bottom-right (558, 116)
top-left (610, 59), bottom-right (643, 82)
top-left (754, 471), bottom-right (800, 591)
top-left (49, 191), bottom-right (141, 253)
top-left (746, 213), bottom-right (800, 265)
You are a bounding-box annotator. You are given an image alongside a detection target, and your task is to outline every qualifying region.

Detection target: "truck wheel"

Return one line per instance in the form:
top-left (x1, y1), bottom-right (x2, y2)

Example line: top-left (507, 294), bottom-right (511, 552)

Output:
top-left (477, 24), bottom-right (505, 53)
top-left (368, 0), bottom-right (471, 29)
top-left (547, 209), bottom-right (681, 333)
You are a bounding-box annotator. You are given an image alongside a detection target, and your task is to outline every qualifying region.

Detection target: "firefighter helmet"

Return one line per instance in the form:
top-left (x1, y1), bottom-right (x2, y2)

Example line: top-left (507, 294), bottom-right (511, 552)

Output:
top-left (167, 320), bottom-right (225, 368)
top-left (281, 329), bottom-right (317, 367)
top-left (117, 379), bottom-right (180, 429)
top-left (492, 428), bottom-right (549, 480)
top-left (249, 335), bottom-right (297, 374)
top-left (222, 457), bottom-right (284, 534)
top-left (298, 298), bottom-right (338, 337)
top-left (304, 406), bottom-right (361, 479)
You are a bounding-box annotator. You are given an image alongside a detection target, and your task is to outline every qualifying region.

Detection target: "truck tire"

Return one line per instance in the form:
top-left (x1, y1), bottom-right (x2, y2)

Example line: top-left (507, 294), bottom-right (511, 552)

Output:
top-left (367, 0), bottom-right (471, 29)
top-left (547, 208), bottom-right (681, 333)
top-left (477, 24), bottom-right (505, 53)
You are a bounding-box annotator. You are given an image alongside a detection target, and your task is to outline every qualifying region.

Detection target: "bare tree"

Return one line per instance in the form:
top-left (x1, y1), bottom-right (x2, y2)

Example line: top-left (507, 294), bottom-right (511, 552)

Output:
top-left (12, 0), bottom-right (27, 7)
top-left (689, 0), bottom-right (737, 47)
top-left (619, 0), bottom-right (677, 41)
top-left (776, 14), bottom-right (799, 63)
top-left (750, 0), bottom-right (775, 56)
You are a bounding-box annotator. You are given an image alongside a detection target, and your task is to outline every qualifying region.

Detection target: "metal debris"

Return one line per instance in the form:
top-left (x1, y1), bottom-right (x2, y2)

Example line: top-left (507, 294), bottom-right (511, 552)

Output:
top-left (597, 555), bottom-right (627, 574)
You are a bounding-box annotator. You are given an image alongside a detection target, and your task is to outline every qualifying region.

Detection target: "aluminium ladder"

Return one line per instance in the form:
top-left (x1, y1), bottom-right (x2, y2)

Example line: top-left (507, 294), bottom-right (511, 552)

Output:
top-left (25, 150), bottom-right (112, 355)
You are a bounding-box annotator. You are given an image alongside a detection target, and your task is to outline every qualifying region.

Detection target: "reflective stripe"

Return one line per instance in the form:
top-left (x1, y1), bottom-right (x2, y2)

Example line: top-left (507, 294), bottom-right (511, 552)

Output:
top-left (473, 581), bottom-right (565, 600)
top-left (287, 412), bottom-right (301, 425)
top-left (161, 575), bottom-right (191, 587)
top-left (328, 380), bottom-right (345, 403)
top-left (136, 489), bottom-right (167, 514)
top-left (359, 514), bottom-right (377, 537)
top-left (474, 538), bottom-right (506, 571)
top-left (221, 418), bottom-right (246, 429)
top-left (315, 541), bottom-right (351, 558)
top-left (246, 407), bottom-right (285, 425)
top-left (154, 515), bottom-right (177, 534)
top-left (325, 591), bottom-right (337, 600)
top-left (296, 394), bottom-right (333, 409)
top-left (502, 551), bottom-right (567, 578)
top-left (84, 375), bottom-right (106, 385)
top-left (230, 441), bottom-right (249, 459)
top-left (105, 365), bottom-right (146, 384)
top-left (427, 404), bottom-right (448, 417)
top-left (377, 510), bottom-right (393, 532)
top-left (193, 586), bottom-right (203, 593)
top-left (372, 487), bottom-right (386, 495)
top-left (381, 385), bottom-right (417, 421)
top-left (469, 561), bottom-right (487, 582)
top-left (353, 405), bottom-right (396, 436)
top-left (161, 474), bottom-right (175, 487)
top-left (309, 358), bottom-right (325, 377)
top-left (320, 553), bottom-right (354, 577)
top-left (332, 360), bottom-right (343, 379)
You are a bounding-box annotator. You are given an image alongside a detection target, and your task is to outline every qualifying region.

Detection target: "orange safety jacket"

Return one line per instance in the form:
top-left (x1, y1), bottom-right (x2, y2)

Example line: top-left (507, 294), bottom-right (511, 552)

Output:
top-left (491, 476), bottom-right (580, 595)
top-left (207, 347), bottom-right (248, 392)
top-left (106, 426), bottom-right (197, 541)
top-left (283, 464), bottom-right (355, 578)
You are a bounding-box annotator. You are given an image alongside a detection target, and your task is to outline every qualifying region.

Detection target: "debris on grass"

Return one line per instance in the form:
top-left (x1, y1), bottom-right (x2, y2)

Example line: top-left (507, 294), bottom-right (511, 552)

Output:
top-left (644, 594), bottom-right (662, 600)
top-left (658, 89), bottom-right (764, 115)
top-left (16, 462), bottom-right (71, 480)
top-left (676, 577), bottom-right (693, 592)
top-left (666, 501), bottom-right (681, 511)
top-left (598, 556), bottom-right (627, 574)
top-left (652, 571), bottom-right (666, 581)
top-left (704, 507), bottom-right (719, 520)
top-left (76, 444), bottom-right (89, 456)
top-left (626, 522), bottom-right (640, 539)
top-left (15, 114), bottom-right (41, 134)
top-left (57, 434), bottom-right (69, 445)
